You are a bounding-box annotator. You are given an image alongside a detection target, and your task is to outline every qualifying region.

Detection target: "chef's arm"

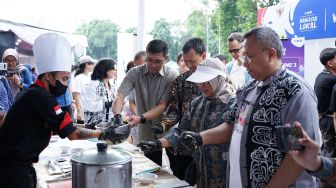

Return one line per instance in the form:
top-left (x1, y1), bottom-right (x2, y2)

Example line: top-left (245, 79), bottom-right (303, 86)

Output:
top-left (112, 92), bottom-right (126, 115)
top-left (67, 127), bottom-right (101, 140)
top-left (201, 122), bottom-right (233, 145)
top-left (265, 154), bottom-right (304, 188)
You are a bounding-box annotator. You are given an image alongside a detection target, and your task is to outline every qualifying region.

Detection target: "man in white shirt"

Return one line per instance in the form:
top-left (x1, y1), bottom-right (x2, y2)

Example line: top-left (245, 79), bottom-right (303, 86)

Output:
top-left (226, 32), bottom-right (251, 89)
top-left (72, 55), bottom-right (96, 123)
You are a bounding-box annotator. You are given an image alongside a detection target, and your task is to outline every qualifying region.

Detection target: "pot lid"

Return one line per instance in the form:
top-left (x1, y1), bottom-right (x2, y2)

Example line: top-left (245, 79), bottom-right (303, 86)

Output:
top-left (71, 142), bottom-right (132, 165)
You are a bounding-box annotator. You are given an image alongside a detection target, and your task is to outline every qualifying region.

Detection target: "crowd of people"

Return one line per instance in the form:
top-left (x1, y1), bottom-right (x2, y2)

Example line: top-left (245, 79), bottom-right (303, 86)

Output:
top-left (0, 26), bottom-right (336, 188)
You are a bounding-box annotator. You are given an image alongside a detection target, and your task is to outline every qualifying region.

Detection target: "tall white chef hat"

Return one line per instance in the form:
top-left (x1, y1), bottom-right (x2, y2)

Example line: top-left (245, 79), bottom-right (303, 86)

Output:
top-left (33, 33), bottom-right (72, 75)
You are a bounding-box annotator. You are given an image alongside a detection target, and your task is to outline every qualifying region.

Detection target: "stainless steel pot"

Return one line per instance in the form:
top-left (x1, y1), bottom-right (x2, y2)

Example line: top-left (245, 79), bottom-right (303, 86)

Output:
top-left (71, 142), bottom-right (132, 188)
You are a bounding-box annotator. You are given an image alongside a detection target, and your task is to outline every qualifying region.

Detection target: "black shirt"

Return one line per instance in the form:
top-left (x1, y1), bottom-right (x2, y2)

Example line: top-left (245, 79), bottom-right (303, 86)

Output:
top-left (314, 70), bottom-right (336, 115)
top-left (0, 80), bottom-right (76, 163)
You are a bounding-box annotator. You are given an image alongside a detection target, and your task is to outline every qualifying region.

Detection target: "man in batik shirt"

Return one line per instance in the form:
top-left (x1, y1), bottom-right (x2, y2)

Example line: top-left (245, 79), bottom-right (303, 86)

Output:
top-left (153, 38), bottom-right (206, 180)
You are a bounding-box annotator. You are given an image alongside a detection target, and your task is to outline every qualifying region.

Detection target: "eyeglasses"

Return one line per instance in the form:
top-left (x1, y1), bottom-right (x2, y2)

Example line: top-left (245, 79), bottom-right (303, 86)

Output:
top-left (242, 48), bottom-right (268, 63)
top-left (228, 47), bottom-right (242, 54)
top-left (145, 58), bottom-right (164, 64)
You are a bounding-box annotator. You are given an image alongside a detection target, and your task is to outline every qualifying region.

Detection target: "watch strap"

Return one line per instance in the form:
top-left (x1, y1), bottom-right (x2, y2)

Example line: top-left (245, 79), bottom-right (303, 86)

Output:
top-left (140, 114), bottom-right (146, 124)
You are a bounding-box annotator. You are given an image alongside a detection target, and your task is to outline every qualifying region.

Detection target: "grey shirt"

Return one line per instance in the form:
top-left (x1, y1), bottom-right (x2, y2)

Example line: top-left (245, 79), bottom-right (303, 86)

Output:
top-left (118, 63), bottom-right (178, 141)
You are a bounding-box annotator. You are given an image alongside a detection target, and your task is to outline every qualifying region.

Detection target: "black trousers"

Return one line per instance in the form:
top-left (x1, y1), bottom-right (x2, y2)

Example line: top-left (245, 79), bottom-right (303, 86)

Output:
top-left (0, 162), bottom-right (36, 188)
top-left (166, 149), bottom-right (193, 180)
top-left (320, 116), bottom-right (336, 157)
top-left (145, 149), bottom-right (162, 166)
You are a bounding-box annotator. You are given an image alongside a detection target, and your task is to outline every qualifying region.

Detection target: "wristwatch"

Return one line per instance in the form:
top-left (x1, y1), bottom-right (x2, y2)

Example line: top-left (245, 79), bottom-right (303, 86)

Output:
top-left (140, 114), bottom-right (147, 124)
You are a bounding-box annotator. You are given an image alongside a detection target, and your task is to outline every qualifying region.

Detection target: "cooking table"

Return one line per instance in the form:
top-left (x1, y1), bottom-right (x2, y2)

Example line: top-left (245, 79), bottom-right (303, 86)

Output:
top-left (34, 136), bottom-right (190, 188)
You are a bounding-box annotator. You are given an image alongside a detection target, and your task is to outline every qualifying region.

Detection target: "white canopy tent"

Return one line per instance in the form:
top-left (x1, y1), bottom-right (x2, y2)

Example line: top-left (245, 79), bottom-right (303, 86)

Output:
top-left (0, 19), bottom-right (87, 49)
top-left (0, 19), bottom-right (88, 67)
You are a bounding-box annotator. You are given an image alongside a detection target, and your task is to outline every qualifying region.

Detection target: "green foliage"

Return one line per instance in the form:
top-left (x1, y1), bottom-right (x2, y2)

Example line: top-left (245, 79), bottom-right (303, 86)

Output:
top-left (150, 18), bottom-right (189, 61)
top-left (125, 27), bottom-right (137, 34)
top-left (73, 0), bottom-right (283, 63)
top-left (258, 0), bottom-right (284, 8)
top-left (186, 10), bottom-right (207, 41)
top-left (75, 19), bottom-right (120, 60)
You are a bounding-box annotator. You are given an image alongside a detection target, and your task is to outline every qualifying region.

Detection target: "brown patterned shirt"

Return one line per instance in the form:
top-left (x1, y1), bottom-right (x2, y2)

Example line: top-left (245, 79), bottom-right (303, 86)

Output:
top-left (161, 70), bottom-right (202, 129)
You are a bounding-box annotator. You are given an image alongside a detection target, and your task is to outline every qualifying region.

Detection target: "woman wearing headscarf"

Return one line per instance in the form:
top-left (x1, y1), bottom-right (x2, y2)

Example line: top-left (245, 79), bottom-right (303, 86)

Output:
top-left (138, 58), bottom-right (236, 187)
top-left (82, 58), bottom-right (117, 129)
top-left (2, 48), bottom-right (33, 98)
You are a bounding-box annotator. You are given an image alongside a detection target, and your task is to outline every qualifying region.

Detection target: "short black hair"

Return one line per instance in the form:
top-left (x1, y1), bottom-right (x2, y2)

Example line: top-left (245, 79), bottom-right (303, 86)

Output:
top-left (176, 52), bottom-right (183, 64)
top-left (126, 61), bottom-right (134, 73)
top-left (320, 48), bottom-right (336, 65)
top-left (91, 58), bottom-right (116, 80)
top-left (182, 38), bottom-right (206, 55)
top-left (134, 51), bottom-right (146, 61)
top-left (146, 40), bottom-right (168, 56)
top-left (215, 55), bottom-right (227, 62)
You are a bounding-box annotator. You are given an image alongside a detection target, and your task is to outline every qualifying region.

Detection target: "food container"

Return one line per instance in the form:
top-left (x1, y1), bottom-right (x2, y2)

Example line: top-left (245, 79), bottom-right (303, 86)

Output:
top-left (71, 142), bottom-right (132, 188)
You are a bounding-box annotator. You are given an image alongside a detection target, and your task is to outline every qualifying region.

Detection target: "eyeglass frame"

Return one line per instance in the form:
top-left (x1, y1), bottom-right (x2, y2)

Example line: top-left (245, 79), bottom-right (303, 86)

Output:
top-left (242, 48), bottom-right (268, 63)
top-left (145, 57), bottom-right (165, 64)
top-left (228, 46), bottom-right (242, 54)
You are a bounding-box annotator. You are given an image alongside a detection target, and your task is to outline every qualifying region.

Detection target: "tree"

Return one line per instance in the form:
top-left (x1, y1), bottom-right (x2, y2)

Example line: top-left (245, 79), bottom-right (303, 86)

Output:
top-left (125, 27), bottom-right (137, 34)
top-left (150, 18), bottom-right (182, 61)
top-left (75, 19), bottom-right (120, 60)
top-left (258, 0), bottom-right (285, 8)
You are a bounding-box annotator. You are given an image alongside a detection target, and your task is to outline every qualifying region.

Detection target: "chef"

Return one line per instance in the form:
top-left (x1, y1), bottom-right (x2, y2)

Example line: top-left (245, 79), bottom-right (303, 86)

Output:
top-left (0, 33), bottom-right (127, 188)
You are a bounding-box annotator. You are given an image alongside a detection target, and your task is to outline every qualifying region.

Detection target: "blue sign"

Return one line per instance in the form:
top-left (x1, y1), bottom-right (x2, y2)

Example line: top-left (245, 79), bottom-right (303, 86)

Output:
top-left (292, 0), bottom-right (336, 39)
top-left (259, 0), bottom-right (336, 40)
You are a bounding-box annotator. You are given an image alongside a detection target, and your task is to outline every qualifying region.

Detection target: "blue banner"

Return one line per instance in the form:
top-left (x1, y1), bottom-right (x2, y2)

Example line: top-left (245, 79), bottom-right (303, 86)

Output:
top-left (259, 0), bottom-right (336, 40)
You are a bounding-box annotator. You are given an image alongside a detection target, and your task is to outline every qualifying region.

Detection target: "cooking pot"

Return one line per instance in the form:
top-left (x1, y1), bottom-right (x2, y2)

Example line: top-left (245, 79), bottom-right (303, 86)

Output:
top-left (71, 142), bottom-right (132, 188)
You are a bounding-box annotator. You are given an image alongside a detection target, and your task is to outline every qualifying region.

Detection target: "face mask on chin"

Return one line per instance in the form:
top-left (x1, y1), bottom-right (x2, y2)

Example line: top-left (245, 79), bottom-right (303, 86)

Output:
top-left (49, 80), bottom-right (68, 97)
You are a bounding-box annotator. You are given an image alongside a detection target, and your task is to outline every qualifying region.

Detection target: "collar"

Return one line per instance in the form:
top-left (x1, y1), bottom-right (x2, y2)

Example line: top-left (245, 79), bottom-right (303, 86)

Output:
top-left (143, 64), bottom-right (165, 76)
top-left (258, 64), bottom-right (286, 87)
top-left (34, 79), bottom-right (48, 90)
top-left (322, 69), bottom-right (332, 74)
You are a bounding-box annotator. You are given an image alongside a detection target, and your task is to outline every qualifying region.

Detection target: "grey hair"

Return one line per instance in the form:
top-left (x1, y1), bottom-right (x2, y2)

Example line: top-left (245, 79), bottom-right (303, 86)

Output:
top-left (244, 27), bottom-right (283, 58)
top-left (227, 32), bottom-right (244, 43)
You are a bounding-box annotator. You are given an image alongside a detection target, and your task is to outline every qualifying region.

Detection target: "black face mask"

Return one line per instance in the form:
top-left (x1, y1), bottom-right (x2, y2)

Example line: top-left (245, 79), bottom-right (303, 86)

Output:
top-left (49, 80), bottom-right (68, 97)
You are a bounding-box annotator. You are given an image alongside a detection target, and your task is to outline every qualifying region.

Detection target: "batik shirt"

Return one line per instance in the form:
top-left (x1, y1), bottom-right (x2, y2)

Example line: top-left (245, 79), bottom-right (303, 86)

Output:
top-left (229, 65), bottom-right (321, 188)
top-left (160, 70), bottom-right (202, 129)
top-left (165, 95), bottom-right (236, 187)
top-left (83, 80), bottom-right (115, 129)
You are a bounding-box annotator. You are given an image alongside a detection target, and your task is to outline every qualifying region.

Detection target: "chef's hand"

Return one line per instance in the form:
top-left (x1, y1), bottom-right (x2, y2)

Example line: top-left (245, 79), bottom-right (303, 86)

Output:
top-left (180, 131), bottom-right (203, 150)
top-left (151, 123), bottom-right (164, 134)
top-left (137, 140), bottom-right (162, 154)
top-left (113, 114), bottom-right (123, 127)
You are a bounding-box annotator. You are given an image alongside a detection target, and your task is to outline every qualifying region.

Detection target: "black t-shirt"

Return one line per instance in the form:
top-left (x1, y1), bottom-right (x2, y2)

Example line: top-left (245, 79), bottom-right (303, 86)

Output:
top-left (330, 84), bottom-right (336, 113)
top-left (314, 70), bottom-right (336, 115)
top-left (0, 82), bottom-right (76, 163)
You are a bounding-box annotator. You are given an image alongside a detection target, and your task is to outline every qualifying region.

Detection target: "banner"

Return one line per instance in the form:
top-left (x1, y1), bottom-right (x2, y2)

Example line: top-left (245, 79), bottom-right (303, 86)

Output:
top-left (258, 0), bottom-right (336, 40)
top-left (281, 38), bottom-right (305, 77)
